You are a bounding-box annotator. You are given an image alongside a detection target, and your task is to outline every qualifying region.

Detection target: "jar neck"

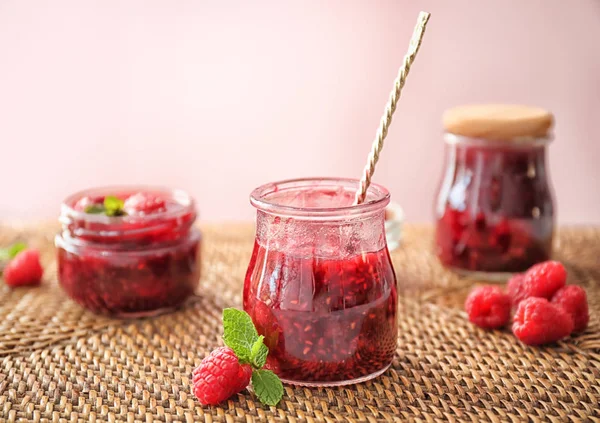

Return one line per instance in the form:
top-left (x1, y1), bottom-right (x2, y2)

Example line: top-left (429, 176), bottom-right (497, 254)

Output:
top-left (436, 135), bottom-right (553, 220)
top-left (255, 208), bottom-right (387, 257)
top-left (250, 178), bottom-right (390, 257)
top-left (444, 140), bottom-right (548, 173)
top-left (444, 132), bottom-right (551, 148)
top-left (59, 187), bottom-right (197, 247)
top-left (60, 212), bottom-right (196, 247)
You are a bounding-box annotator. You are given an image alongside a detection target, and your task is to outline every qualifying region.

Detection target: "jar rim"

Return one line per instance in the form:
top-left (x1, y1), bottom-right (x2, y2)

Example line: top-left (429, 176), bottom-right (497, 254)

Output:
top-left (60, 185), bottom-right (196, 235)
top-left (444, 133), bottom-right (552, 147)
top-left (250, 177), bottom-right (390, 218)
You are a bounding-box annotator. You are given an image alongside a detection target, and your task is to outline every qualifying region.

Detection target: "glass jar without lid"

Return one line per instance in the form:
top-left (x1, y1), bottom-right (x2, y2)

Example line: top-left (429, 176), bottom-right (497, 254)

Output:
top-left (243, 178), bottom-right (398, 386)
top-left (56, 186), bottom-right (201, 317)
top-left (434, 104), bottom-right (555, 280)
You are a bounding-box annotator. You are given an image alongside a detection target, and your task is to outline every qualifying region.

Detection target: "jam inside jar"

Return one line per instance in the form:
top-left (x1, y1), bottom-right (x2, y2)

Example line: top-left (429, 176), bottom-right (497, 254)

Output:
top-left (56, 186), bottom-right (201, 317)
top-left (243, 178), bottom-right (398, 386)
top-left (435, 132), bottom-right (555, 278)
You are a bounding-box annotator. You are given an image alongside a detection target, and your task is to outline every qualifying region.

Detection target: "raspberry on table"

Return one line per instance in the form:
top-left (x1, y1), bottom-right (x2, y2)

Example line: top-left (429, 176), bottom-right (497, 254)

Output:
top-left (507, 273), bottom-right (527, 305)
top-left (464, 286), bottom-right (511, 329)
top-left (512, 297), bottom-right (574, 346)
top-left (124, 192), bottom-right (166, 215)
top-left (551, 285), bottom-right (589, 332)
top-left (521, 260), bottom-right (567, 300)
top-left (192, 347), bottom-right (252, 405)
top-left (3, 249), bottom-right (43, 287)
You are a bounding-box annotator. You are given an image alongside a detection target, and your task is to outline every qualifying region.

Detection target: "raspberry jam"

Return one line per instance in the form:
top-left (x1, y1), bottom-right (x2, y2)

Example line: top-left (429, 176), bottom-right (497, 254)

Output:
top-left (435, 136), bottom-right (555, 278)
top-left (243, 178), bottom-right (398, 386)
top-left (56, 187), bottom-right (201, 317)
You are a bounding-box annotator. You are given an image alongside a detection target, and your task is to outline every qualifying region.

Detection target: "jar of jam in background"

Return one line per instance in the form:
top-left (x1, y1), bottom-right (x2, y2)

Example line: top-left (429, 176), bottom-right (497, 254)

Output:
top-left (56, 186), bottom-right (201, 317)
top-left (243, 178), bottom-right (398, 386)
top-left (435, 104), bottom-right (555, 280)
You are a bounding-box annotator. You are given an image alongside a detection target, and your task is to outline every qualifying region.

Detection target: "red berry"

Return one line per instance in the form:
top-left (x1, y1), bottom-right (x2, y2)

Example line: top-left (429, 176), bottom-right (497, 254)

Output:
top-left (464, 286), bottom-right (511, 329)
top-left (3, 249), bottom-right (43, 287)
top-left (507, 273), bottom-right (527, 305)
top-left (512, 297), bottom-right (574, 345)
top-left (192, 347), bottom-right (252, 405)
top-left (521, 260), bottom-right (566, 300)
top-left (551, 286), bottom-right (589, 332)
top-left (124, 192), bottom-right (166, 215)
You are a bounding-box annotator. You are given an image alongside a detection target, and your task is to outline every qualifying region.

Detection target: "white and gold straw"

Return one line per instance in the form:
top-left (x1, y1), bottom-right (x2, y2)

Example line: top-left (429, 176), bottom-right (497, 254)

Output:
top-left (354, 11), bottom-right (431, 205)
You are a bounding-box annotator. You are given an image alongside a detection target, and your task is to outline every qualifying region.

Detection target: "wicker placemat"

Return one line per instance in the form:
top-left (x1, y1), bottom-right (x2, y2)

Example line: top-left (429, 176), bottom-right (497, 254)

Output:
top-left (0, 223), bottom-right (598, 422)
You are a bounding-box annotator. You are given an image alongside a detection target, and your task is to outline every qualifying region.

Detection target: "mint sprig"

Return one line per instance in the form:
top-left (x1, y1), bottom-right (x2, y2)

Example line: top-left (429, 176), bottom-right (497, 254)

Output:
top-left (0, 242), bottom-right (27, 261)
top-left (83, 196), bottom-right (126, 216)
top-left (222, 308), bottom-right (283, 407)
top-left (250, 336), bottom-right (269, 369)
top-left (251, 370), bottom-right (284, 407)
top-left (103, 196), bottom-right (125, 216)
top-left (223, 308), bottom-right (260, 362)
top-left (84, 204), bottom-right (106, 214)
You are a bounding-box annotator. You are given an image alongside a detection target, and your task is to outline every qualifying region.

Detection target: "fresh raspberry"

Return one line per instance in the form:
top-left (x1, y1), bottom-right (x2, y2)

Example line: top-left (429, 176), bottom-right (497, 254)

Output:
top-left (506, 273), bottom-right (527, 305)
top-left (3, 249), bottom-right (43, 287)
top-left (464, 286), bottom-right (511, 329)
top-left (124, 192), bottom-right (166, 215)
top-left (551, 285), bottom-right (589, 332)
top-left (192, 347), bottom-right (252, 405)
top-left (521, 260), bottom-right (566, 300)
top-left (512, 297), bottom-right (574, 345)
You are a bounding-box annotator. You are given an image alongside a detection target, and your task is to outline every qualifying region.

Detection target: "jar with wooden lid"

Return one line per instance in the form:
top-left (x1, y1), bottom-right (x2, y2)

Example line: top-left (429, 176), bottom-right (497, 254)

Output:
top-left (434, 104), bottom-right (555, 280)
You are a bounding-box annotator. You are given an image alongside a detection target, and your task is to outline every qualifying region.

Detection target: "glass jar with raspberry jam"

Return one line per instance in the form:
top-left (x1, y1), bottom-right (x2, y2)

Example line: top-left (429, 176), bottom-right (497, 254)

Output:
top-left (435, 104), bottom-right (555, 280)
top-left (243, 178), bottom-right (398, 386)
top-left (56, 186), bottom-right (201, 317)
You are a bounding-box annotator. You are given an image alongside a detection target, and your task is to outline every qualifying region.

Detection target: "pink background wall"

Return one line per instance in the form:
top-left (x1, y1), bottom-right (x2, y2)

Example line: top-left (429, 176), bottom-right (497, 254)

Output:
top-left (1, 0), bottom-right (599, 223)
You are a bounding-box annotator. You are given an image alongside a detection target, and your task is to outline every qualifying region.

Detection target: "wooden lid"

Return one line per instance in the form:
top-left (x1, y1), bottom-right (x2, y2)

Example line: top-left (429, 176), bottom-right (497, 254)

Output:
top-left (443, 104), bottom-right (554, 140)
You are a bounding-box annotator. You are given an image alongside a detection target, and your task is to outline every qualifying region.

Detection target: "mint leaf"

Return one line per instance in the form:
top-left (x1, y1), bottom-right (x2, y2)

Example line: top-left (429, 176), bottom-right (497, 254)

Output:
top-left (218, 309), bottom-right (283, 406)
top-left (104, 196), bottom-right (125, 216)
top-left (0, 242), bottom-right (27, 261)
top-left (250, 336), bottom-right (269, 369)
top-left (222, 308), bottom-right (260, 363)
top-left (251, 369), bottom-right (283, 406)
top-left (9, 242), bottom-right (27, 258)
top-left (84, 204), bottom-right (106, 214)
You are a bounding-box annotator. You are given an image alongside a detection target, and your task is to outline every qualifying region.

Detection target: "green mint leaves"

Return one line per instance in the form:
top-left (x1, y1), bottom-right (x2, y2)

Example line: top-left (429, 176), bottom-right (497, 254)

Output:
top-left (0, 242), bottom-right (27, 261)
top-left (223, 308), bottom-right (261, 362)
top-left (222, 308), bottom-right (283, 407)
top-left (222, 308), bottom-right (271, 369)
top-left (84, 196), bottom-right (126, 216)
top-left (251, 370), bottom-right (284, 407)
top-left (84, 204), bottom-right (105, 214)
top-left (250, 336), bottom-right (269, 369)
top-left (103, 196), bottom-right (126, 216)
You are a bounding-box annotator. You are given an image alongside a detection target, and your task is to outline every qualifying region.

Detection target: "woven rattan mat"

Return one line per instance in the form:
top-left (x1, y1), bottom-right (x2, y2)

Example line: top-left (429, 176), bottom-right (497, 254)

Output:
top-left (0, 223), bottom-right (598, 423)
